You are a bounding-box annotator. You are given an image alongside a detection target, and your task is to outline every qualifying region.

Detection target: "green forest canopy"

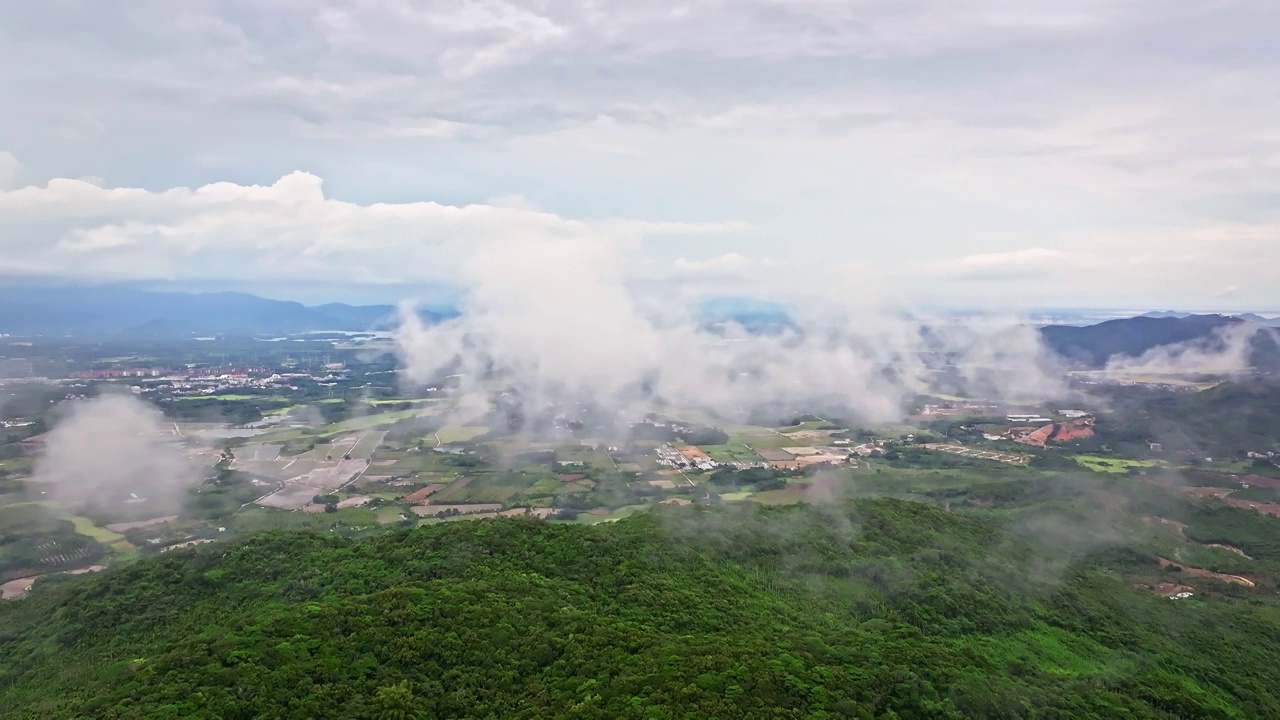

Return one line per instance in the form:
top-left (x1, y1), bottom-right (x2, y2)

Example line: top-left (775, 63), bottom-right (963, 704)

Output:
top-left (1, 499), bottom-right (1278, 719)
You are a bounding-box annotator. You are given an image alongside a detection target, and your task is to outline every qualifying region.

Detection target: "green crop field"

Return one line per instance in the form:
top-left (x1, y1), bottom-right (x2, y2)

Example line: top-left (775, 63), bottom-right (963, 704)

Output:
top-left (727, 429), bottom-right (795, 449)
top-left (699, 444), bottom-right (765, 464)
top-left (66, 515), bottom-right (125, 544)
top-left (368, 398), bottom-right (439, 406)
top-left (172, 394), bottom-right (290, 402)
top-left (429, 472), bottom-right (541, 503)
top-left (577, 504), bottom-right (650, 524)
top-left (435, 425), bottom-right (490, 444)
top-left (227, 507), bottom-right (378, 534)
top-left (1073, 455), bottom-right (1161, 473)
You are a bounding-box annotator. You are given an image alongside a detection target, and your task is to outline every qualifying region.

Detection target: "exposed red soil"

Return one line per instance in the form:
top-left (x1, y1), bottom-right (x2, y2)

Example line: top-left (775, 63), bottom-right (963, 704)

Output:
top-left (1050, 418), bottom-right (1095, 442)
top-left (1015, 424), bottom-right (1055, 448)
top-left (402, 483), bottom-right (446, 504)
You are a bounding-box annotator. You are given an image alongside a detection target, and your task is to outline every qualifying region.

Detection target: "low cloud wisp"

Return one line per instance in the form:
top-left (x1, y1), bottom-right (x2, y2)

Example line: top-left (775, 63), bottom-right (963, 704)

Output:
top-left (35, 394), bottom-right (202, 513)
top-left (395, 230), bottom-right (1067, 425)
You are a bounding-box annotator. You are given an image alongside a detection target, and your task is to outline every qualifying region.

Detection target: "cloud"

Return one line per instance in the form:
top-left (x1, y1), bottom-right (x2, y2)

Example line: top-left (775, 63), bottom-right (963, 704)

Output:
top-left (394, 220), bottom-right (1067, 427)
top-left (2, 2), bottom-right (1279, 307)
top-left (672, 252), bottom-right (754, 276)
top-left (1105, 322), bottom-right (1273, 376)
top-left (0, 171), bottom-right (744, 286)
top-left (929, 248), bottom-right (1103, 279)
top-left (34, 394), bottom-right (203, 513)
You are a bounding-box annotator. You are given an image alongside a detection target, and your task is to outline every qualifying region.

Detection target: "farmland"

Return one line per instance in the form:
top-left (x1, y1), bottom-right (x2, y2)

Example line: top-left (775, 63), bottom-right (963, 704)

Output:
top-left (698, 444), bottom-right (765, 464)
top-left (434, 425), bottom-right (490, 444)
top-left (1074, 455), bottom-right (1162, 473)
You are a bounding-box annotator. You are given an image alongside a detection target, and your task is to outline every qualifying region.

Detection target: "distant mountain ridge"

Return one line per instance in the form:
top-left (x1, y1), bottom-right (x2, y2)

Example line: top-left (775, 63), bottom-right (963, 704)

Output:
top-left (4, 284), bottom-right (1278, 370)
top-left (0, 285), bottom-right (457, 337)
top-left (1039, 314), bottom-right (1280, 369)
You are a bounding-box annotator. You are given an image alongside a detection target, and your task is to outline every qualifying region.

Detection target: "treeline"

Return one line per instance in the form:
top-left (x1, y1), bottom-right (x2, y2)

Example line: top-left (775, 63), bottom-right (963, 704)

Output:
top-left (1, 500), bottom-right (1280, 717)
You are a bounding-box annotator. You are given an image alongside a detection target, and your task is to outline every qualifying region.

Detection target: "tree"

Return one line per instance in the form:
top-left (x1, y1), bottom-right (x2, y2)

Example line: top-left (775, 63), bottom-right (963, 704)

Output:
top-left (369, 681), bottom-right (426, 720)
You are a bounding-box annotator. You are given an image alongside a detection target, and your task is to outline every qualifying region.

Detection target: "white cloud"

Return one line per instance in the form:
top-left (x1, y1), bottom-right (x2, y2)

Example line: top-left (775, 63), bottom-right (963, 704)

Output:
top-left (1, 1), bottom-right (1279, 307)
top-left (930, 248), bottom-right (1103, 278)
top-left (672, 252), bottom-right (754, 276)
top-left (0, 171), bottom-right (744, 285)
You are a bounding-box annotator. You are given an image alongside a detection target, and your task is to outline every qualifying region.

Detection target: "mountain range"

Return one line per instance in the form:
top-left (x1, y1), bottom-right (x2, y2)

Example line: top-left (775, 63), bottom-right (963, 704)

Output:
top-left (0, 285), bottom-right (457, 337)
top-left (1039, 313), bottom-right (1280, 370)
top-left (3, 285), bottom-right (1280, 370)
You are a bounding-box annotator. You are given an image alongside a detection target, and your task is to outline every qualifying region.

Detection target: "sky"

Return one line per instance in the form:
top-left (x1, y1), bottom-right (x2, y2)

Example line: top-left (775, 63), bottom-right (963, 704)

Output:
top-left (1, 1), bottom-right (1278, 310)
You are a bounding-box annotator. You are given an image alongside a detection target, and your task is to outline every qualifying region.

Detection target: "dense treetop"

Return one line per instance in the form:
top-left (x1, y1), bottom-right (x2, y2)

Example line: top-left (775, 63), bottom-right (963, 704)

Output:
top-left (2, 499), bottom-right (1279, 719)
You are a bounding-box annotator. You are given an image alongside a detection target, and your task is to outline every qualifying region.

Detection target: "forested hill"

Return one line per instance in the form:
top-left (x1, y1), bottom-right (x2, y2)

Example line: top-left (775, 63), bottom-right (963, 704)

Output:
top-left (3, 501), bottom-right (1280, 719)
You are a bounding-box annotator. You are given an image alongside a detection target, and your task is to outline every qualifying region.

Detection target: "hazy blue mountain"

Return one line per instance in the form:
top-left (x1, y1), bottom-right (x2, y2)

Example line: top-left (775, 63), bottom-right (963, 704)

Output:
top-left (0, 284), bottom-right (457, 337)
top-left (1235, 313), bottom-right (1280, 327)
top-left (1139, 310), bottom-right (1192, 319)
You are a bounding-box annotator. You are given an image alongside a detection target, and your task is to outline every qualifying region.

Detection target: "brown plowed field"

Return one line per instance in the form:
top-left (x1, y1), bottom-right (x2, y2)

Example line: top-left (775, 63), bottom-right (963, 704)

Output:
top-left (402, 483), bottom-right (446, 504)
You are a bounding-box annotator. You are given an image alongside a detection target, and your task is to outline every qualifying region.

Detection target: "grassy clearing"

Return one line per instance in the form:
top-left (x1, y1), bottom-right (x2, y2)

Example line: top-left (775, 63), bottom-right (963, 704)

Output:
top-left (260, 409), bottom-right (440, 444)
top-left (376, 506), bottom-right (408, 525)
top-left (328, 409), bottom-right (438, 433)
top-left (173, 394), bottom-right (292, 403)
top-left (435, 425), bottom-right (490, 443)
top-left (699, 444), bottom-right (765, 464)
top-left (1074, 455), bottom-right (1161, 473)
top-left (349, 431), bottom-right (386, 459)
top-left (723, 425), bottom-right (780, 436)
top-left (368, 398), bottom-right (439, 406)
top-left (728, 431), bottom-right (795, 450)
top-left (521, 477), bottom-right (562, 496)
top-left (228, 507), bottom-right (378, 534)
top-left (64, 515), bottom-right (137, 556)
top-left (773, 420), bottom-right (833, 433)
top-left (578, 504), bottom-right (650, 524)
top-left (110, 539), bottom-right (138, 557)
top-left (750, 489), bottom-right (806, 506)
top-left (66, 515), bottom-right (126, 544)
top-left (429, 474), bottom-right (540, 504)
top-left (0, 457), bottom-right (35, 474)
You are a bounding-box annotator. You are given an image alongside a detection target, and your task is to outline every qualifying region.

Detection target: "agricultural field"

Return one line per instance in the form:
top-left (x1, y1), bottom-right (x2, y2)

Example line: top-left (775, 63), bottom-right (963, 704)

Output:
top-left (411, 503), bottom-right (503, 517)
top-left (172, 394), bottom-right (290, 402)
top-left (348, 431), bottom-right (386, 459)
top-left (577, 504), bottom-right (650, 524)
top-left (726, 427), bottom-right (796, 450)
top-left (922, 443), bottom-right (1028, 466)
top-left (427, 472), bottom-right (544, 504)
top-left (227, 507), bottom-right (379, 534)
top-left (66, 516), bottom-right (127, 545)
top-left (434, 425), bottom-right (490, 444)
top-left (367, 398), bottom-right (439, 406)
top-left (1074, 455), bottom-right (1162, 473)
top-left (326, 408), bottom-right (440, 434)
top-left (699, 444), bottom-right (765, 464)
